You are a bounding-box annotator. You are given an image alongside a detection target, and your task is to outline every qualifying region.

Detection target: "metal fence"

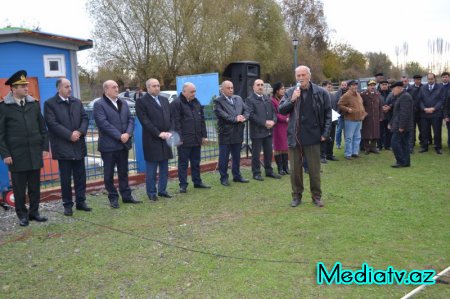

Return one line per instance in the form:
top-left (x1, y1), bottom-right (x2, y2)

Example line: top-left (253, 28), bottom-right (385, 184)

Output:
top-left (37, 105), bottom-right (227, 189)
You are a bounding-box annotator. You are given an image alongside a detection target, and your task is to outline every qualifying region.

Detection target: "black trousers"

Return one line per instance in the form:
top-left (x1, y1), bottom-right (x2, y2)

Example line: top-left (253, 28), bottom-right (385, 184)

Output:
top-left (321, 121), bottom-right (336, 158)
top-left (11, 169), bottom-right (41, 219)
top-left (58, 159), bottom-right (86, 208)
top-left (177, 146), bottom-right (202, 188)
top-left (101, 149), bottom-right (132, 202)
top-left (420, 117), bottom-right (442, 149)
top-left (251, 135), bottom-right (274, 176)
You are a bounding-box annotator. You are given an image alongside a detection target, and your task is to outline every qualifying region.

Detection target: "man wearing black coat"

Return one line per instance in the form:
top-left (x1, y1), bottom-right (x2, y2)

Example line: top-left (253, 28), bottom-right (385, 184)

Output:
top-left (94, 80), bottom-right (141, 208)
top-left (389, 82), bottom-right (414, 168)
top-left (171, 82), bottom-right (210, 193)
top-left (0, 70), bottom-right (49, 226)
top-left (44, 78), bottom-right (91, 216)
top-left (213, 80), bottom-right (250, 186)
top-left (246, 79), bottom-right (280, 181)
top-left (136, 78), bottom-right (173, 201)
top-left (279, 65), bottom-right (332, 208)
top-left (417, 73), bottom-right (445, 154)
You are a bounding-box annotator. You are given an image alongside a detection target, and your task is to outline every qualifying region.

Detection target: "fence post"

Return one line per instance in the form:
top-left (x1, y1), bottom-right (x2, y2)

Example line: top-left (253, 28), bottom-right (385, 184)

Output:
top-left (134, 117), bottom-right (146, 173)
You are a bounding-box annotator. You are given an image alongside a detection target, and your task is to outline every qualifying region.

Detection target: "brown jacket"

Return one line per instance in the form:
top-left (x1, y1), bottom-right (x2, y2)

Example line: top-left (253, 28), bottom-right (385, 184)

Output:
top-left (337, 91), bottom-right (367, 121)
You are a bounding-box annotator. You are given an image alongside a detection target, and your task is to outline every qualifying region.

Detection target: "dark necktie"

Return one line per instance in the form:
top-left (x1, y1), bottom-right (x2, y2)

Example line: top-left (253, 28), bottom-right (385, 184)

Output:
top-left (228, 97), bottom-right (233, 105)
top-left (20, 100), bottom-right (25, 107)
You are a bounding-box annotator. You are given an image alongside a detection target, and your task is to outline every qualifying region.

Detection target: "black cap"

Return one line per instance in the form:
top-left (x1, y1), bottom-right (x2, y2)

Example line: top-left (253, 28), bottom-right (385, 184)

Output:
top-left (347, 80), bottom-right (358, 86)
top-left (374, 72), bottom-right (384, 77)
top-left (390, 81), bottom-right (404, 88)
top-left (413, 75), bottom-right (422, 79)
top-left (5, 70), bottom-right (29, 86)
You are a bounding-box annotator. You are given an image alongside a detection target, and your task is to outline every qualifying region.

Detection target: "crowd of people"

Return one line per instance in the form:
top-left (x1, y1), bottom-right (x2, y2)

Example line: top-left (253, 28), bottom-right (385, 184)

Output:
top-left (0, 67), bottom-right (449, 226)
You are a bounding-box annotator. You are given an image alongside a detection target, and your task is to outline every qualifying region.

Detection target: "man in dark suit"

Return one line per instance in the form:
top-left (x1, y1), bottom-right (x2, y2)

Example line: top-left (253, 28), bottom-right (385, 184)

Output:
top-left (93, 80), bottom-right (141, 208)
top-left (171, 82), bottom-right (210, 193)
top-left (44, 78), bottom-right (91, 216)
top-left (136, 78), bottom-right (173, 201)
top-left (213, 80), bottom-right (250, 186)
top-left (417, 73), bottom-right (445, 154)
top-left (0, 70), bottom-right (49, 226)
top-left (246, 79), bottom-right (280, 181)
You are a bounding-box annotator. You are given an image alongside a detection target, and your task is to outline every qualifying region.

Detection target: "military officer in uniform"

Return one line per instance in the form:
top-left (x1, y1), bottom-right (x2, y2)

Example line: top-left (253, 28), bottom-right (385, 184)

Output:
top-left (0, 70), bottom-right (49, 226)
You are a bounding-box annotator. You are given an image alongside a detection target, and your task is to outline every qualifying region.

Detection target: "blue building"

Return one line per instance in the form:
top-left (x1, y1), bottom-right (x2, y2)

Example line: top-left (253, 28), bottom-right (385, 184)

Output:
top-left (0, 28), bottom-right (93, 105)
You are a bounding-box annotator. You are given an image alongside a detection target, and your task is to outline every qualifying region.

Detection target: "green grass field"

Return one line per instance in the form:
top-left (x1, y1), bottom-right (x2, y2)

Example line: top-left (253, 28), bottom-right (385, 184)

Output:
top-left (0, 146), bottom-right (449, 298)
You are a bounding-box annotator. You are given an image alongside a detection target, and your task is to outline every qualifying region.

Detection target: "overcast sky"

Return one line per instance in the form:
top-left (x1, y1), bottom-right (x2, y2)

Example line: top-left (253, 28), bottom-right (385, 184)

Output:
top-left (1, 0), bottom-right (449, 72)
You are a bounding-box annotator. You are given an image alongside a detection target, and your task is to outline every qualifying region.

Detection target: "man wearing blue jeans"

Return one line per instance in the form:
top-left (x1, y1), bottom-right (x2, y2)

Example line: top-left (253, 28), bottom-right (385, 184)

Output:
top-left (338, 81), bottom-right (367, 160)
top-left (136, 78), bottom-right (173, 201)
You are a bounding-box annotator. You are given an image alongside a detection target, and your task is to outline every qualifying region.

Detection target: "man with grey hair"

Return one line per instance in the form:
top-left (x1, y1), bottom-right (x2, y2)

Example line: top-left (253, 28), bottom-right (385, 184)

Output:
top-left (279, 66), bottom-right (332, 208)
top-left (94, 80), bottom-right (141, 208)
top-left (171, 82), bottom-right (210, 193)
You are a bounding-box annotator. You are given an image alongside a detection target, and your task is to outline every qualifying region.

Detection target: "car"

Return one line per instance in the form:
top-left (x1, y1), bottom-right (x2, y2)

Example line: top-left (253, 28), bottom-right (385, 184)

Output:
top-left (160, 90), bottom-right (178, 103)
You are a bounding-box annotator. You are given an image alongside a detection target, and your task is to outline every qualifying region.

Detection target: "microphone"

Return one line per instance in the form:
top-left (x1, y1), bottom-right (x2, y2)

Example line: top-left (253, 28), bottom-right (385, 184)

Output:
top-left (296, 82), bottom-right (301, 90)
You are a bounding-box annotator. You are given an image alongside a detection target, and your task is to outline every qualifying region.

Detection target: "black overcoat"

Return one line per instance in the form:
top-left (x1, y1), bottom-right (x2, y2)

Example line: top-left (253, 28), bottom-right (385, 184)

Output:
top-left (44, 94), bottom-right (88, 160)
top-left (135, 93), bottom-right (173, 162)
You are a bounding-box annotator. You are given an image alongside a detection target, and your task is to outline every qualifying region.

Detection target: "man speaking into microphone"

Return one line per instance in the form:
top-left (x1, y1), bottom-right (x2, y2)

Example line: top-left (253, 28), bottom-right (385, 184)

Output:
top-left (279, 65), bottom-right (332, 208)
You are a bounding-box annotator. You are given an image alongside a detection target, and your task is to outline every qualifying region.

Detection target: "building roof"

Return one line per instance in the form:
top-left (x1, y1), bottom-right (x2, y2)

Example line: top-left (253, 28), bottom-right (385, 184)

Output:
top-left (0, 27), bottom-right (93, 51)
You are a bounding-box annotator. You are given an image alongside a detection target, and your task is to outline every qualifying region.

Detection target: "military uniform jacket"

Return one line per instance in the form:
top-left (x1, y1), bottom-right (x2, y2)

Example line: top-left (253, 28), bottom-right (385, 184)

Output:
top-left (0, 92), bottom-right (49, 172)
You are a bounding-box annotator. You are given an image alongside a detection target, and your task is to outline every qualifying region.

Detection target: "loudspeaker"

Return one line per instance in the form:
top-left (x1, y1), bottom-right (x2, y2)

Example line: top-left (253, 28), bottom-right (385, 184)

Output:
top-left (223, 61), bottom-right (260, 99)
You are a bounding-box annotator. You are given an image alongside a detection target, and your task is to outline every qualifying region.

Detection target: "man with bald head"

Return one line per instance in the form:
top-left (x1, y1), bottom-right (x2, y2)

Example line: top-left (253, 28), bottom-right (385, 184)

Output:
top-left (213, 80), bottom-right (250, 186)
top-left (94, 80), bottom-right (141, 208)
top-left (171, 82), bottom-right (210, 193)
top-left (44, 78), bottom-right (91, 216)
top-left (246, 79), bottom-right (280, 181)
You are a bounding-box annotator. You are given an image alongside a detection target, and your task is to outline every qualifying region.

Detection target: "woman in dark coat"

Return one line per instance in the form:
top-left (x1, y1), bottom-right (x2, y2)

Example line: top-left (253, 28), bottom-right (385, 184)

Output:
top-left (271, 82), bottom-right (289, 175)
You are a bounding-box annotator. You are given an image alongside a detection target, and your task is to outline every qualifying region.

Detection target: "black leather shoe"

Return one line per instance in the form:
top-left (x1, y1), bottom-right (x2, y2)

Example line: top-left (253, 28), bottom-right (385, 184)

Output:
top-left (148, 195), bottom-right (158, 201)
top-left (29, 214), bottom-right (48, 222)
top-left (418, 148), bottom-right (428, 153)
top-left (64, 207), bottom-right (73, 216)
top-left (194, 183), bottom-right (211, 189)
top-left (253, 175), bottom-right (264, 181)
top-left (290, 198), bottom-right (301, 207)
top-left (351, 154), bottom-right (360, 158)
top-left (266, 173), bottom-right (281, 179)
top-left (158, 192), bottom-right (172, 198)
top-left (179, 187), bottom-right (187, 193)
top-left (435, 148), bottom-right (443, 154)
top-left (391, 164), bottom-right (402, 168)
top-left (312, 198), bottom-right (324, 207)
top-left (110, 201), bottom-right (119, 208)
top-left (76, 202), bottom-right (92, 212)
top-left (123, 197), bottom-right (142, 204)
top-left (326, 156), bottom-right (339, 161)
top-left (19, 218), bottom-right (29, 226)
top-left (233, 177), bottom-right (249, 183)
top-left (220, 180), bottom-right (230, 186)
